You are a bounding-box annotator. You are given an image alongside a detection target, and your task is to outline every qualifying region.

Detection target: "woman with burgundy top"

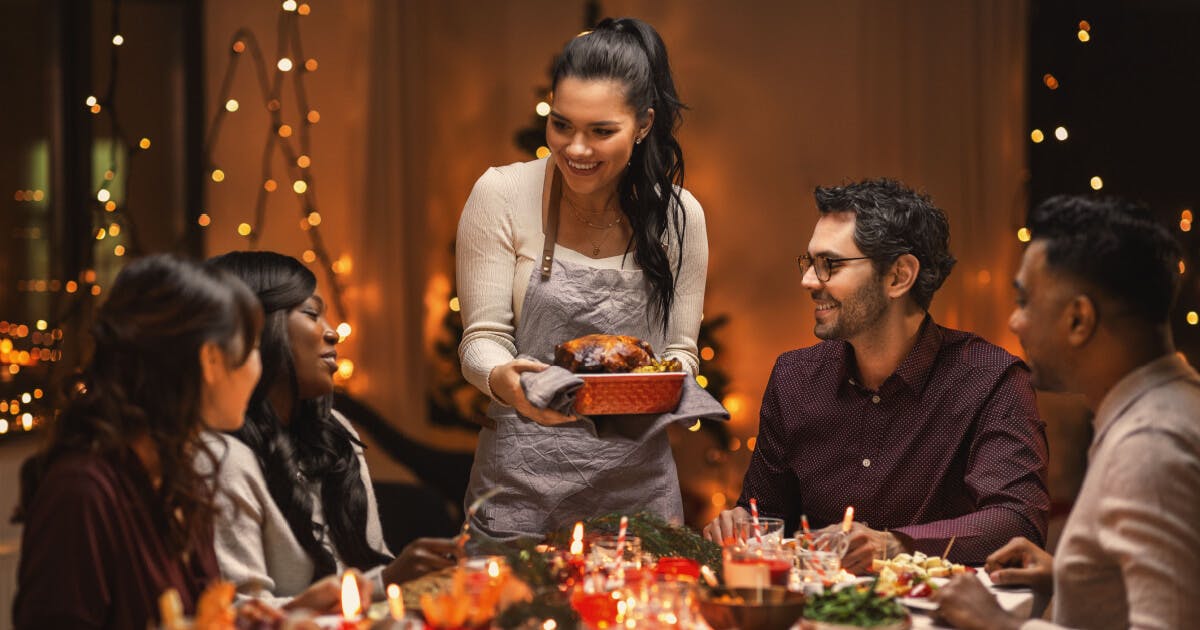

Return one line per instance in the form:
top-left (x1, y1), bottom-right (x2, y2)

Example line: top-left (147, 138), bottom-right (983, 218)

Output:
top-left (12, 255), bottom-right (264, 629)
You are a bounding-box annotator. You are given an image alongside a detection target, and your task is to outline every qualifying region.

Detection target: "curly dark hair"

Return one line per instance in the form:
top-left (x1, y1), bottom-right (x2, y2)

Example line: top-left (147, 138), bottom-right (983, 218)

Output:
top-left (208, 251), bottom-right (391, 577)
top-left (552, 17), bottom-right (688, 332)
top-left (814, 178), bottom-right (957, 309)
top-left (1027, 195), bottom-right (1183, 324)
top-left (14, 255), bottom-right (263, 557)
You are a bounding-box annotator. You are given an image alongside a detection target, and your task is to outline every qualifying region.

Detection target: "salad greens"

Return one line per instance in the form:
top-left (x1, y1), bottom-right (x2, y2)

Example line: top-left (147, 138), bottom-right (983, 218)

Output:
top-left (803, 580), bottom-right (908, 627)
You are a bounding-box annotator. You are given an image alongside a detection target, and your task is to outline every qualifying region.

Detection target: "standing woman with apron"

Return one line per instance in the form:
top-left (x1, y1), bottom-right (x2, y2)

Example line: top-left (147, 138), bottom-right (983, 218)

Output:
top-left (456, 17), bottom-right (709, 542)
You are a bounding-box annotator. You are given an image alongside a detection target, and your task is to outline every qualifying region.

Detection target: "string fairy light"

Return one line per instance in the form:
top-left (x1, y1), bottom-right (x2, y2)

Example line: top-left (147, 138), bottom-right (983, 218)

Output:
top-left (204, 3), bottom-right (353, 375)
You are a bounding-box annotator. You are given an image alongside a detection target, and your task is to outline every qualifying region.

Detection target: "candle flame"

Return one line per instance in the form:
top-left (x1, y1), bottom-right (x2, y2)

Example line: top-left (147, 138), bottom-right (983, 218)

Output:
top-left (341, 572), bottom-right (361, 619)
top-left (487, 560), bottom-right (501, 579)
top-left (700, 564), bottom-right (719, 587)
top-left (842, 506), bottom-right (855, 533)
top-left (386, 583), bottom-right (404, 620)
top-left (571, 521), bottom-right (584, 555)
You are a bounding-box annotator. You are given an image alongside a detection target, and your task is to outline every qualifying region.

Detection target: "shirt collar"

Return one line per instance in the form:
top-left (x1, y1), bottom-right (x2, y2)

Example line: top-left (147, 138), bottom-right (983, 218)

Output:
top-left (835, 314), bottom-right (942, 394)
top-left (891, 314), bottom-right (942, 394)
top-left (1092, 352), bottom-right (1199, 449)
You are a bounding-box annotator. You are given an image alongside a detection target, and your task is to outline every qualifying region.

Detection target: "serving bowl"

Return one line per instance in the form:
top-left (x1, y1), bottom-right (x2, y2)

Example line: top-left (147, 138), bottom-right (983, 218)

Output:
top-left (697, 586), bottom-right (807, 630)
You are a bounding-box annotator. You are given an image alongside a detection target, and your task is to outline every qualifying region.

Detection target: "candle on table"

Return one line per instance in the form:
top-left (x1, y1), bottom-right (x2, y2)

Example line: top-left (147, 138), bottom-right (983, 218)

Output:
top-left (339, 572), bottom-right (362, 630)
top-left (841, 506), bottom-right (855, 533)
top-left (387, 583), bottom-right (404, 621)
top-left (570, 521), bottom-right (584, 556)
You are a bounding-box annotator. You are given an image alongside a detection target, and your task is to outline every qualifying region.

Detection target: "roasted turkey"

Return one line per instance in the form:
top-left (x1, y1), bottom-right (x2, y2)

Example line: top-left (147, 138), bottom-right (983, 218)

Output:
top-left (553, 334), bottom-right (656, 373)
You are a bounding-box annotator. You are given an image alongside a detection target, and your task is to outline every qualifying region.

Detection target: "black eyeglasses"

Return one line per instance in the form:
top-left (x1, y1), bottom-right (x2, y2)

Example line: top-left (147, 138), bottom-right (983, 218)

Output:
top-left (796, 254), bottom-right (873, 282)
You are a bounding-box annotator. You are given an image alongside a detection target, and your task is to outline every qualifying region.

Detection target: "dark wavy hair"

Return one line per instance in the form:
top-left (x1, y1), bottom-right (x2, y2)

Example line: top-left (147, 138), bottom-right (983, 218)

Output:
top-left (207, 251), bottom-right (391, 577)
top-left (14, 255), bottom-right (263, 557)
top-left (814, 178), bottom-right (957, 309)
top-left (552, 17), bottom-right (688, 331)
top-left (1027, 195), bottom-right (1183, 324)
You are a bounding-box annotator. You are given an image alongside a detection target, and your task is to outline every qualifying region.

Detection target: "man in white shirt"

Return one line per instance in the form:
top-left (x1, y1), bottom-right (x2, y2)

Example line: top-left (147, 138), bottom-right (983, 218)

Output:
top-left (933, 195), bottom-right (1200, 630)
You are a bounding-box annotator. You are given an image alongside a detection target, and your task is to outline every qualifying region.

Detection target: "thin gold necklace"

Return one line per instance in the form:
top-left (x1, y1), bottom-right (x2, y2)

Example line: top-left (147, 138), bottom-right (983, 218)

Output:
top-left (563, 195), bottom-right (622, 256)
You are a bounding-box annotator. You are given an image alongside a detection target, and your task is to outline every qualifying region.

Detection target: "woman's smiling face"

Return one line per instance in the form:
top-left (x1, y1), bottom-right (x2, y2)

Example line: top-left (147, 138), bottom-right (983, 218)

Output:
top-left (547, 76), bottom-right (651, 204)
top-left (287, 291), bottom-right (339, 400)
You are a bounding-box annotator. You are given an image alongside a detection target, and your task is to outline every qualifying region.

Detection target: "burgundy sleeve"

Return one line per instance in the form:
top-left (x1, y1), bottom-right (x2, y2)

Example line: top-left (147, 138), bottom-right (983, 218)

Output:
top-left (14, 469), bottom-right (115, 629)
top-left (893, 363), bottom-right (1050, 564)
top-left (737, 358), bottom-right (801, 526)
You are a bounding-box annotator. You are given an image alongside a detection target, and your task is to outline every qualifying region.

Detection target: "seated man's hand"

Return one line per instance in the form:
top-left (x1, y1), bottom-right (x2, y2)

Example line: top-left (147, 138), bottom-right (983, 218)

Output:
top-left (813, 521), bottom-right (908, 575)
top-left (983, 536), bottom-right (1054, 596)
top-left (383, 537), bottom-right (460, 585)
top-left (932, 574), bottom-right (1023, 630)
top-left (703, 507), bottom-right (750, 544)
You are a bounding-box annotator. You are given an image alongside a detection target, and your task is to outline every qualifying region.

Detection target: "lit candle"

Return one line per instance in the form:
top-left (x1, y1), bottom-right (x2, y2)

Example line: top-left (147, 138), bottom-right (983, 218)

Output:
top-left (570, 521), bottom-right (584, 556)
top-left (339, 572), bottom-right (361, 629)
top-left (387, 583), bottom-right (404, 621)
top-left (842, 506), bottom-right (855, 533)
top-left (699, 565), bottom-right (719, 587)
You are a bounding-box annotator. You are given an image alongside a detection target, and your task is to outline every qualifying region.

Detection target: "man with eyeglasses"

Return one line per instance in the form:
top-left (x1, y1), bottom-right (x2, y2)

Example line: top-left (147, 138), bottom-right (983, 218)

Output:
top-left (932, 196), bottom-right (1200, 630)
top-left (704, 179), bottom-right (1050, 574)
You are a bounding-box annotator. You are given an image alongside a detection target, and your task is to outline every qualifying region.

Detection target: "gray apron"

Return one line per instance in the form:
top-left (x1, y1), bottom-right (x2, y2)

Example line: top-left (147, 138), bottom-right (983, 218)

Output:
top-left (463, 165), bottom-right (684, 543)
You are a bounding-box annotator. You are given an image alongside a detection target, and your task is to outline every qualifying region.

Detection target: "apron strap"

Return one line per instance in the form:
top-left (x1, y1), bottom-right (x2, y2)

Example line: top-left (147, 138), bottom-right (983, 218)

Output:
top-left (540, 158), bottom-right (563, 279)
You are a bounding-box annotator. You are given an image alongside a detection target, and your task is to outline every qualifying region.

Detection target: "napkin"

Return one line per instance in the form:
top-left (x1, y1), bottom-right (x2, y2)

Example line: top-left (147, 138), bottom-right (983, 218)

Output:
top-left (520, 365), bottom-right (730, 423)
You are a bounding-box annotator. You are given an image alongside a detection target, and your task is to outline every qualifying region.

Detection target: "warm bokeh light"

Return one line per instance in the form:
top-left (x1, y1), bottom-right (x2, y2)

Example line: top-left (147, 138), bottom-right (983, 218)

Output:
top-left (729, 437), bottom-right (741, 451)
top-left (105, 201), bottom-right (116, 212)
top-left (306, 211), bottom-right (321, 226)
top-left (277, 57), bottom-right (294, 72)
top-left (138, 137), bottom-right (151, 149)
top-left (112, 34), bottom-right (124, 46)
top-left (1017, 227), bottom-right (1032, 242)
top-left (282, 0), bottom-right (297, 11)
top-left (197, 213), bottom-right (211, 227)
top-left (297, 155), bottom-right (311, 168)
top-left (1182, 218), bottom-right (1193, 233)
top-left (1089, 176), bottom-right (1103, 190)
top-left (747, 436), bottom-right (757, 451)
top-left (696, 374), bottom-right (709, 388)
top-left (237, 222), bottom-right (252, 236)
top-left (302, 249), bottom-right (316, 263)
top-left (337, 359), bottom-right (355, 379)
top-left (700, 346), bottom-right (715, 361)
top-left (1183, 209), bottom-right (1193, 222)
top-left (1030, 129), bottom-right (1044, 143)
top-left (109, 224), bottom-right (120, 236)
top-left (711, 492), bottom-right (726, 507)
top-left (688, 419), bottom-right (702, 432)
top-left (977, 269), bottom-right (992, 285)
top-left (1042, 73), bottom-right (1059, 90)
top-left (95, 229), bottom-right (106, 241)
top-left (305, 58), bottom-right (318, 72)
top-left (1054, 126), bottom-right (1068, 141)
top-left (96, 189), bottom-right (111, 203)
top-left (90, 285), bottom-right (102, 296)
top-left (294, 180), bottom-right (309, 194)
top-left (536, 101), bottom-right (551, 116)
top-left (65, 281), bottom-right (78, 293)
top-left (225, 98), bottom-right (239, 112)
top-left (1187, 311), bottom-right (1199, 326)
top-left (298, 3), bottom-right (311, 16)
top-left (90, 104), bottom-right (101, 114)
top-left (336, 322), bottom-right (352, 339)
top-left (1079, 20), bottom-right (1091, 31)
top-left (278, 124), bottom-right (293, 138)
top-left (114, 245), bottom-right (126, 257)
top-left (307, 110), bottom-right (320, 123)
top-left (35, 320), bottom-right (46, 331)
top-left (535, 146), bottom-right (551, 159)
top-left (1078, 29), bottom-right (1090, 42)
top-left (232, 40), bottom-right (246, 54)
top-left (264, 179), bottom-right (278, 192)
top-left (211, 169), bottom-right (225, 182)
top-left (448, 297), bottom-right (461, 312)
top-left (85, 95), bottom-right (97, 107)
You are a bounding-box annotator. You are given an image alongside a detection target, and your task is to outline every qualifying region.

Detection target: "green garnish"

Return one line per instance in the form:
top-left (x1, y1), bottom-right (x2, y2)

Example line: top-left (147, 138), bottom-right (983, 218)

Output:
top-left (803, 580), bottom-right (908, 627)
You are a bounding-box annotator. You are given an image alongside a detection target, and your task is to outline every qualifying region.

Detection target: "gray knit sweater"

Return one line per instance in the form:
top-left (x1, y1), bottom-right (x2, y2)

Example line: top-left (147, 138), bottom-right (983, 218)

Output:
top-left (200, 410), bottom-right (391, 607)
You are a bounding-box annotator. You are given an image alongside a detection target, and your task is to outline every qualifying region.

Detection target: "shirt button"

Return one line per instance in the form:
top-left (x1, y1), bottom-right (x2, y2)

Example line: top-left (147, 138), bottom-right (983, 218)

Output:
top-left (871, 395), bottom-right (881, 404)
top-left (862, 458), bottom-right (872, 467)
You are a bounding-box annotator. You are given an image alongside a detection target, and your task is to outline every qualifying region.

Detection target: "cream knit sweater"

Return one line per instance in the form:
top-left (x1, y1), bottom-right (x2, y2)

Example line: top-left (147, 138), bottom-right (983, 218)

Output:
top-left (456, 157), bottom-right (708, 398)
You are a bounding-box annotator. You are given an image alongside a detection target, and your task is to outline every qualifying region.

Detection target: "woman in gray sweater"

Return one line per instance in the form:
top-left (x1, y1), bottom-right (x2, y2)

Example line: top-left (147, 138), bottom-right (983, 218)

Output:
top-left (204, 251), bottom-right (457, 610)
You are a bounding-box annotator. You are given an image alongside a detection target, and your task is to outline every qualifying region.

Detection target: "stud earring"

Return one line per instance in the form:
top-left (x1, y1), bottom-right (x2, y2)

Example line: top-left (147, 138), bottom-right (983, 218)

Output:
top-left (635, 135), bottom-right (643, 145)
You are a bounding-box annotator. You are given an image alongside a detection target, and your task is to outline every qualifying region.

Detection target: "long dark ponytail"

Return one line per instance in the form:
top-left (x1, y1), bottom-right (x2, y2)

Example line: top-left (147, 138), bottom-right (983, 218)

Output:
top-left (207, 251), bottom-right (391, 576)
top-left (552, 17), bottom-right (688, 332)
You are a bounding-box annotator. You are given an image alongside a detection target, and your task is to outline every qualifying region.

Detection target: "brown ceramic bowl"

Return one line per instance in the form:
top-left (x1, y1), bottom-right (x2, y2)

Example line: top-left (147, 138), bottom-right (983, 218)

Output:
top-left (697, 586), bottom-right (808, 630)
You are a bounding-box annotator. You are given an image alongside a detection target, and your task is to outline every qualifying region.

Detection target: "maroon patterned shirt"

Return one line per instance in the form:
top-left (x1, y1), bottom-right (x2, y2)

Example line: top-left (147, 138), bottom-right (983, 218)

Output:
top-left (737, 317), bottom-right (1049, 565)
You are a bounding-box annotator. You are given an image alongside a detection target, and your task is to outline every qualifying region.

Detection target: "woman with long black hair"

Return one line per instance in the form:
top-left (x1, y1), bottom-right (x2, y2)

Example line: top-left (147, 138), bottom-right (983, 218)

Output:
top-left (13, 255), bottom-right (264, 629)
top-left (204, 251), bottom-right (456, 609)
top-left (456, 17), bottom-right (709, 541)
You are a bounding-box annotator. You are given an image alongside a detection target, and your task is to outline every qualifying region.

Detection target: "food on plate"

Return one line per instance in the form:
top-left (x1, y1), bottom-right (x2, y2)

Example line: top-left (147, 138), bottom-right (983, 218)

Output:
top-left (801, 583), bottom-right (909, 628)
top-left (872, 565), bottom-right (936, 599)
top-left (554, 334), bottom-right (680, 373)
top-left (869, 551), bottom-right (972, 579)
